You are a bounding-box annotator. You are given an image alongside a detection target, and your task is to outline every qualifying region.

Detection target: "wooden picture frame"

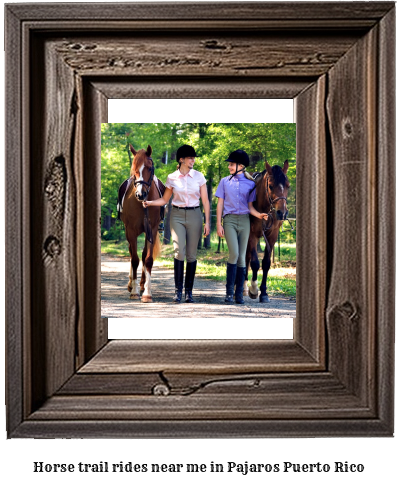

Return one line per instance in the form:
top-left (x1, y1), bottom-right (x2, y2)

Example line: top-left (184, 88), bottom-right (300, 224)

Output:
top-left (5, 2), bottom-right (395, 438)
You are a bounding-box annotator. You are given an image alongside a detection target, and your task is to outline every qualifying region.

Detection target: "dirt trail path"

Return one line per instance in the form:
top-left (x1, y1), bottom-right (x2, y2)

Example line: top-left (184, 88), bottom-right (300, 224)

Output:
top-left (101, 254), bottom-right (296, 319)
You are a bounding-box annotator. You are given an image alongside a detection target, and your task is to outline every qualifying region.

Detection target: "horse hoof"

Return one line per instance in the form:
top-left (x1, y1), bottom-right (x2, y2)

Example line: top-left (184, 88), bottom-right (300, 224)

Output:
top-left (141, 295), bottom-right (153, 303)
top-left (259, 295), bottom-right (270, 303)
top-left (248, 290), bottom-right (258, 300)
top-left (130, 293), bottom-right (140, 300)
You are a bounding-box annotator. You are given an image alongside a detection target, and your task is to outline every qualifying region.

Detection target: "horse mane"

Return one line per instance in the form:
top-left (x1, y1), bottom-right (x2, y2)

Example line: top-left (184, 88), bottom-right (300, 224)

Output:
top-left (253, 165), bottom-right (288, 188)
top-left (253, 169), bottom-right (266, 183)
top-left (251, 165), bottom-right (289, 213)
top-left (271, 165), bottom-right (288, 187)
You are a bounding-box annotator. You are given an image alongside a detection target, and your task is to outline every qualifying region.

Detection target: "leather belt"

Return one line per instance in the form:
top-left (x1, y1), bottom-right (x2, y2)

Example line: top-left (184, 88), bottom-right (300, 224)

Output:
top-left (172, 205), bottom-right (199, 210)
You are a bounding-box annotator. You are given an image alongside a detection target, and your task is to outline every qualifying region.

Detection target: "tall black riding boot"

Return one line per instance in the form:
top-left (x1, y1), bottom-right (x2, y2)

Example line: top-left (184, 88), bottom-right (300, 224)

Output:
top-left (184, 260), bottom-right (197, 303)
top-left (225, 262), bottom-right (237, 303)
top-left (173, 258), bottom-right (184, 303)
top-left (235, 266), bottom-right (246, 304)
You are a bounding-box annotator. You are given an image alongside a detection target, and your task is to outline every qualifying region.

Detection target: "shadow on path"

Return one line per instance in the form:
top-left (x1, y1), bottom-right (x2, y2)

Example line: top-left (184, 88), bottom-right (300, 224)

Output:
top-left (101, 254), bottom-right (296, 319)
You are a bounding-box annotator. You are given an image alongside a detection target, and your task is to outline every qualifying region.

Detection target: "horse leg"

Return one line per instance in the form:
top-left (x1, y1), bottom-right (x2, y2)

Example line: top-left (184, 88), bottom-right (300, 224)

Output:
top-left (127, 243), bottom-right (133, 292)
top-left (243, 246), bottom-right (251, 296)
top-left (140, 240), bottom-right (148, 295)
top-left (141, 233), bottom-right (156, 303)
top-left (127, 243), bottom-right (136, 292)
top-left (259, 250), bottom-right (271, 303)
top-left (128, 240), bottom-right (140, 300)
top-left (248, 237), bottom-right (260, 299)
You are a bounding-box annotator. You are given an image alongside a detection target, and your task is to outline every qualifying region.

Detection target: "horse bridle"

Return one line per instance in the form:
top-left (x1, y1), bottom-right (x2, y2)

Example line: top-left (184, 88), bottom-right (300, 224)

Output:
top-left (262, 173), bottom-right (289, 232)
top-left (133, 159), bottom-right (155, 244)
top-left (133, 159), bottom-right (154, 202)
top-left (265, 173), bottom-right (287, 211)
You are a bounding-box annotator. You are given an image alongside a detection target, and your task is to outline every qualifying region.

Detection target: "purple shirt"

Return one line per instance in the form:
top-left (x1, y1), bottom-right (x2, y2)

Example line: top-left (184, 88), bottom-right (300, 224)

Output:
top-left (215, 173), bottom-right (256, 216)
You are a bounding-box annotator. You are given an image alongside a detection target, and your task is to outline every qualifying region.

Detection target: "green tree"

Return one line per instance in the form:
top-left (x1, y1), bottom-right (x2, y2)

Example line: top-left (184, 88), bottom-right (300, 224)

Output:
top-left (101, 122), bottom-right (296, 240)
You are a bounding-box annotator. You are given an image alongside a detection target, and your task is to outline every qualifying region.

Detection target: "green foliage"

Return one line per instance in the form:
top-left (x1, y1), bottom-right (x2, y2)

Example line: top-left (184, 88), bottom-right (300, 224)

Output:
top-left (101, 123), bottom-right (297, 279)
top-left (101, 123), bottom-right (296, 225)
top-left (101, 223), bottom-right (126, 242)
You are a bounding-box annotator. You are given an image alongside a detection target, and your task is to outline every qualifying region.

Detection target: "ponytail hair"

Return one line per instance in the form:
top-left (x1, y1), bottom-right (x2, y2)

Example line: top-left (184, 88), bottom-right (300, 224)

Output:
top-left (244, 171), bottom-right (255, 182)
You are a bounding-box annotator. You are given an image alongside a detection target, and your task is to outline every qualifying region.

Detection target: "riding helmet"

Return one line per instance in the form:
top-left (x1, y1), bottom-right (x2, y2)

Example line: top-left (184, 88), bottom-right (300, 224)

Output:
top-left (176, 144), bottom-right (198, 161)
top-left (225, 149), bottom-right (250, 167)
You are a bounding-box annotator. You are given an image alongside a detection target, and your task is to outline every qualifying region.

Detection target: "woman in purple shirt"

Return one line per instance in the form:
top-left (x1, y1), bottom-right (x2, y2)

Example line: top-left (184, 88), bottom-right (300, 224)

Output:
top-left (216, 150), bottom-right (268, 304)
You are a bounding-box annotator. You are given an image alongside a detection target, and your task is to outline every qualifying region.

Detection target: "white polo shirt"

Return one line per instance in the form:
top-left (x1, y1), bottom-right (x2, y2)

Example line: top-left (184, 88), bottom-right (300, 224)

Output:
top-left (166, 169), bottom-right (207, 207)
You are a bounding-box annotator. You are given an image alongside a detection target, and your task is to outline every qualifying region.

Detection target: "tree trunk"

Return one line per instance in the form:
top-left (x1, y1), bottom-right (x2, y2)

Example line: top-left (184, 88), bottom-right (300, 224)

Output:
top-left (103, 213), bottom-right (111, 231)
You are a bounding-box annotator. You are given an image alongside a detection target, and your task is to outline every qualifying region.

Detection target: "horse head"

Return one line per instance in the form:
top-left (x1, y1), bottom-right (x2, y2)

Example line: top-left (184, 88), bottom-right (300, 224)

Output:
top-left (130, 144), bottom-right (154, 201)
top-left (264, 160), bottom-right (290, 220)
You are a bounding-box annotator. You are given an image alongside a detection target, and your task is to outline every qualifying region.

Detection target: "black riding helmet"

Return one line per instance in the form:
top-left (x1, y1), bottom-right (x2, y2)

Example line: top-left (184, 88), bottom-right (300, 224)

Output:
top-left (176, 144), bottom-right (198, 162)
top-left (226, 149), bottom-right (250, 179)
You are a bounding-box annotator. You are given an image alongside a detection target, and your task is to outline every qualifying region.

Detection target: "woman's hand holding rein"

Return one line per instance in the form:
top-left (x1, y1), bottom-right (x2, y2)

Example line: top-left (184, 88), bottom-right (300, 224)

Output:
top-left (142, 188), bottom-right (172, 208)
top-left (248, 202), bottom-right (268, 221)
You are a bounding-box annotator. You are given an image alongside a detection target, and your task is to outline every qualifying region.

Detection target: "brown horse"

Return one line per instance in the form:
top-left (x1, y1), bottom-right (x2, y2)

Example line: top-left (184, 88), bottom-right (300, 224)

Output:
top-left (245, 160), bottom-right (290, 303)
top-left (121, 144), bottom-right (162, 302)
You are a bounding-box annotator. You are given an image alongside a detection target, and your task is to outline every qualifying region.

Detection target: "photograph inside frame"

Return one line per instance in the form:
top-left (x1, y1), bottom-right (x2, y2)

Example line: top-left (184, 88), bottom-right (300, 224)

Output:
top-left (101, 119), bottom-right (296, 334)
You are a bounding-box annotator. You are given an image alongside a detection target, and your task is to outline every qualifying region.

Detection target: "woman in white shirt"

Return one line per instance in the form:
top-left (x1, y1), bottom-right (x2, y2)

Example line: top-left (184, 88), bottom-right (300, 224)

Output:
top-left (143, 145), bottom-right (210, 303)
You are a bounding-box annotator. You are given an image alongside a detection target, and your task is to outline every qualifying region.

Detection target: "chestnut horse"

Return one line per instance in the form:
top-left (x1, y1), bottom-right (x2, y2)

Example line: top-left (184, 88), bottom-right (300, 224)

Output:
top-left (121, 144), bottom-right (162, 302)
top-left (245, 160), bottom-right (290, 303)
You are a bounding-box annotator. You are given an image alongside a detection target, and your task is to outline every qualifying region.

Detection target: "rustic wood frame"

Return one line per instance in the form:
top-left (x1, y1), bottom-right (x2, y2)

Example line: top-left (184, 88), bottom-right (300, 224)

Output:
top-left (5, 2), bottom-right (395, 438)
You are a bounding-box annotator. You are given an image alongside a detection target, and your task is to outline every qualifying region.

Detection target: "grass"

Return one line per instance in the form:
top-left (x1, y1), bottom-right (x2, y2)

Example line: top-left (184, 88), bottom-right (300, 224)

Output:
top-left (101, 233), bottom-right (296, 297)
top-left (101, 238), bottom-right (131, 256)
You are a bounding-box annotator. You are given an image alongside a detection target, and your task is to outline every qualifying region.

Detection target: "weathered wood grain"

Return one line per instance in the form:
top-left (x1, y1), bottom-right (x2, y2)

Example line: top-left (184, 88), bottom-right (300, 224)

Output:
top-left (13, 418), bottom-right (391, 439)
top-left (29, 396), bottom-right (372, 422)
top-left (53, 34), bottom-right (360, 78)
top-left (59, 372), bottom-right (163, 395)
top-left (5, 2), bottom-right (395, 438)
top-left (376, 6), bottom-right (395, 431)
top-left (20, 19), bottom-right (384, 32)
top-left (92, 79), bottom-right (311, 100)
top-left (326, 25), bottom-right (377, 404)
top-left (81, 81), bottom-right (108, 361)
top-left (7, 2), bottom-right (394, 23)
top-left (79, 340), bottom-right (321, 374)
top-left (5, 5), bottom-right (24, 437)
top-left (62, 371), bottom-right (348, 397)
top-left (29, 36), bottom-right (78, 409)
top-left (295, 76), bottom-right (327, 363)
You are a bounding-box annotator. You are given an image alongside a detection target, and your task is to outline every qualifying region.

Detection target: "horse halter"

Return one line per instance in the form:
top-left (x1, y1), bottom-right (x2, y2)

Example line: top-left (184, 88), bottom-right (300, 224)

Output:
top-left (133, 158), bottom-right (155, 244)
top-left (133, 159), bottom-right (154, 201)
top-left (265, 173), bottom-right (287, 212)
top-left (259, 173), bottom-right (288, 232)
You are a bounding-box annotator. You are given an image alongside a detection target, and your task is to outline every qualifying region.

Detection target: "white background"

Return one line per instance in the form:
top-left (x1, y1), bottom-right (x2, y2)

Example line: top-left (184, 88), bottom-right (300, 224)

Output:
top-left (107, 98), bottom-right (294, 339)
top-left (1, 1), bottom-right (398, 486)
